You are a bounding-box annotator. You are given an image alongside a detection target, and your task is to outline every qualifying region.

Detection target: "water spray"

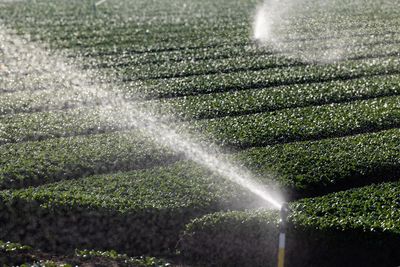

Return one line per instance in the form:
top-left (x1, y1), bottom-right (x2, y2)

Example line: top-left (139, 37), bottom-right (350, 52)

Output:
top-left (252, 0), bottom-right (353, 63)
top-left (277, 202), bottom-right (288, 267)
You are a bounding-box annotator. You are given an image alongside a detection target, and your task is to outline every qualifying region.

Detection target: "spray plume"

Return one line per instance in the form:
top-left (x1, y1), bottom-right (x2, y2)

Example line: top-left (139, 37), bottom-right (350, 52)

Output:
top-left (0, 25), bottom-right (283, 209)
top-left (252, 0), bottom-right (396, 63)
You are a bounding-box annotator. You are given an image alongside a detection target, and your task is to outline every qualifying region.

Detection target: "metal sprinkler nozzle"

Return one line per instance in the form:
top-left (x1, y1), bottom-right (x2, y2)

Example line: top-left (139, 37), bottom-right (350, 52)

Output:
top-left (279, 202), bottom-right (289, 230)
top-left (277, 202), bottom-right (289, 267)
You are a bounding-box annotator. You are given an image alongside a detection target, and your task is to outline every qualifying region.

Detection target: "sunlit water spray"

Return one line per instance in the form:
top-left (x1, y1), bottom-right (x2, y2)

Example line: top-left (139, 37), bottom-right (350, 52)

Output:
top-left (0, 25), bottom-right (283, 209)
top-left (252, 0), bottom-right (397, 63)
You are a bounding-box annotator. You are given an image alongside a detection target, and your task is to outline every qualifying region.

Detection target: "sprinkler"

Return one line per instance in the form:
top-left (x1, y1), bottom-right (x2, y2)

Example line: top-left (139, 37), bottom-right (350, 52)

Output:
top-left (92, 0), bottom-right (107, 15)
top-left (277, 202), bottom-right (288, 267)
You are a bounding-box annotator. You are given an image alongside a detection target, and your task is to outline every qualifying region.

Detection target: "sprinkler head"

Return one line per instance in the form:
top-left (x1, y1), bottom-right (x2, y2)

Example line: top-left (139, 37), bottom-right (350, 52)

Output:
top-left (279, 202), bottom-right (289, 230)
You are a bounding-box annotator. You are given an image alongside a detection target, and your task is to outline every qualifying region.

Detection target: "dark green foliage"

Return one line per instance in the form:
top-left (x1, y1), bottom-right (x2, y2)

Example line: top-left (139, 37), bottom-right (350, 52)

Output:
top-left (237, 128), bottom-right (400, 195)
top-left (291, 182), bottom-right (400, 234)
top-left (0, 131), bottom-right (180, 189)
top-left (0, 108), bottom-right (108, 144)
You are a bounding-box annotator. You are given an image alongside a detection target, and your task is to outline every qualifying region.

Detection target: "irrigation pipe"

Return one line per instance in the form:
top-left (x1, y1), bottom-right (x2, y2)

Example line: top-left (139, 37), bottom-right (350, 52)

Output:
top-left (278, 203), bottom-right (288, 267)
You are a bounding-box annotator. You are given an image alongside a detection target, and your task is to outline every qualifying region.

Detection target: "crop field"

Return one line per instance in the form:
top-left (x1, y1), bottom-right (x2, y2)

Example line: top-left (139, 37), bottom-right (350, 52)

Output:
top-left (0, 0), bottom-right (399, 266)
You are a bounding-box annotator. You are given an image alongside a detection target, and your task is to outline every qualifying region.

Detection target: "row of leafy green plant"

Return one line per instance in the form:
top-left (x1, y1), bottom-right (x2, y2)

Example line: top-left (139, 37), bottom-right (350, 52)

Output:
top-left (0, 107), bottom-right (115, 144)
top-left (192, 95), bottom-right (400, 148)
top-left (81, 44), bottom-right (265, 67)
top-left (235, 128), bottom-right (400, 195)
top-left (115, 54), bottom-right (300, 81)
top-left (0, 87), bottom-right (106, 115)
top-left (180, 181), bottom-right (400, 267)
top-left (0, 131), bottom-right (180, 189)
top-left (30, 24), bottom-right (249, 50)
top-left (16, 21), bottom-right (247, 42)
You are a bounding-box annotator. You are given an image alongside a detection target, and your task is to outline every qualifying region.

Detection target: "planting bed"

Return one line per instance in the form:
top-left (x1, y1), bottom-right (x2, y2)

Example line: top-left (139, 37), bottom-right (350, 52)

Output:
top-left (0, 0), bottom-right (399, 266)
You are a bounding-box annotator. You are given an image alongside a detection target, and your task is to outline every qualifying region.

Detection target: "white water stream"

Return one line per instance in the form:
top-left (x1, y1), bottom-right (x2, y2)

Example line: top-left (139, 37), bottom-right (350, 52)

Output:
top-left (0, 25), bottom-right (283, 209)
